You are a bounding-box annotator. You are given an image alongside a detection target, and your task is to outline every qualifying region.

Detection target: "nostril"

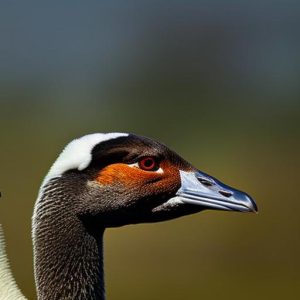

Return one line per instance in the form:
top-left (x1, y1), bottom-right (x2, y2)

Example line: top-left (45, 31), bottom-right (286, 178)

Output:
top-left (198, 177), bottom-right (214, 187)
top-left (219, 190), bottom-right (233, 198)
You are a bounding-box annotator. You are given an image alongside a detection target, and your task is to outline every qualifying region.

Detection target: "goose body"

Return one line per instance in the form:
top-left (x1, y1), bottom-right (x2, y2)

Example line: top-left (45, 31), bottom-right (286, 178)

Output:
top-left (1, 133), bottom-right (257, 299)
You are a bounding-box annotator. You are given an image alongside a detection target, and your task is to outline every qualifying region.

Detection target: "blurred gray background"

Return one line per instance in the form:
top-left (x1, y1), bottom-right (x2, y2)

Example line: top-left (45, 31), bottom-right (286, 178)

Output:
top-left (0, 1), bottom-right (299, 299)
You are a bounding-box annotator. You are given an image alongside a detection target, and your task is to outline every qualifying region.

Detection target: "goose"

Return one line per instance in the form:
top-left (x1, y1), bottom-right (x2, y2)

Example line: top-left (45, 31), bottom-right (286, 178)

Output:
top-left (0, 132), bottom-right (257, 300)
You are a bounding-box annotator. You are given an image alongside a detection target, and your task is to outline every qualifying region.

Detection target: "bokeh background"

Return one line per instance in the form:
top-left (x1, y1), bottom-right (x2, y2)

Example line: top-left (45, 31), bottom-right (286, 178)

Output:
top-left (0, 1), bottom-right (299, 299)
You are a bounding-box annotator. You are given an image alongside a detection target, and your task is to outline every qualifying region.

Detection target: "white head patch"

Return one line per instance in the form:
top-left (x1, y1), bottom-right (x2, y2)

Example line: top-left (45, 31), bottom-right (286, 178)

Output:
top-left (43, 132), bottom-right (128, 186)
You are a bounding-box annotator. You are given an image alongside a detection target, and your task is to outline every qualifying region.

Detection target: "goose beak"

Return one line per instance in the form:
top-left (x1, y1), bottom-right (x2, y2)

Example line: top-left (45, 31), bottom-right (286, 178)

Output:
top-left (176, 170), bottom-right (257, 213)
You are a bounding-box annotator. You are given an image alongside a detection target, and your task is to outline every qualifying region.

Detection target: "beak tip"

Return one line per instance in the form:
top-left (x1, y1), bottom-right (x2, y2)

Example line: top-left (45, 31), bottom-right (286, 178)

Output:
top-left (249, 207), bottom-right (258, 214)
top-left (252, 205), bottom-right (258, 214)
top-left (246, 195), bottom-right (258, 213)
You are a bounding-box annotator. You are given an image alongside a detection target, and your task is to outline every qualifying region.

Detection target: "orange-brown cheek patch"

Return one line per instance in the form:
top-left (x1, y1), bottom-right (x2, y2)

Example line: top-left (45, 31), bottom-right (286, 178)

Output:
top-left (151, 161), bottom-right (181, 193)
top-left (95, 161), bottom-right (188, 197)
top-left (95, 163), bottom-right (161, 186)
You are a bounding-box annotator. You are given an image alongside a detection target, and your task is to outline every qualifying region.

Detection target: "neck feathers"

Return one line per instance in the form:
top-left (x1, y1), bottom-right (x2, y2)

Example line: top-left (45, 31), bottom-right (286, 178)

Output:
top-left (33, 179), bottom-right (105, 300)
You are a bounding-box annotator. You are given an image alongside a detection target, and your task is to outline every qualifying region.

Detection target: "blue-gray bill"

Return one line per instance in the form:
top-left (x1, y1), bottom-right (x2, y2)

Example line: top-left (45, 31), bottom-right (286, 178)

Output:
top-left (176, 171), bottom-right (258, 213)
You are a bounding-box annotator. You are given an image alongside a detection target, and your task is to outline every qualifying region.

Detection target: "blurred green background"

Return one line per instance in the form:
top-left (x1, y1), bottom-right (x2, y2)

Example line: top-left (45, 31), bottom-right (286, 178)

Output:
top-left (0, 1), bottom-right (299, 299)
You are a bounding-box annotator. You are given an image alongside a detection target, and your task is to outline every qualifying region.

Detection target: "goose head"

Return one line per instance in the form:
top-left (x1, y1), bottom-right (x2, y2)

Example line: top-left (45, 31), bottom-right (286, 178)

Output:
top-left (36, 133), bottom-right (257, 229)
top-left (32, 132), bottom-right (257, 299)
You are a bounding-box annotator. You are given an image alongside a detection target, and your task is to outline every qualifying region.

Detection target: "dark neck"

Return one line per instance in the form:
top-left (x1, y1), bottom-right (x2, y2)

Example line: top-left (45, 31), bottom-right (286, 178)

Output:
top-left (33, 181), bottom-right (105, 300)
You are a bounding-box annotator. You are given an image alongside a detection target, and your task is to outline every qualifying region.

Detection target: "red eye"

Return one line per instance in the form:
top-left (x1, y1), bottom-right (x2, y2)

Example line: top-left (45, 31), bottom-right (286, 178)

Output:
top-left (138, 157), bottom-right (159, 171)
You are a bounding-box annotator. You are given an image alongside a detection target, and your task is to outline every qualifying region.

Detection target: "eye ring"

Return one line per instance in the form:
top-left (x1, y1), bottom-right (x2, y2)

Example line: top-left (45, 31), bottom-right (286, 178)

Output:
top-left (138, 157), bottom-right (159, 171)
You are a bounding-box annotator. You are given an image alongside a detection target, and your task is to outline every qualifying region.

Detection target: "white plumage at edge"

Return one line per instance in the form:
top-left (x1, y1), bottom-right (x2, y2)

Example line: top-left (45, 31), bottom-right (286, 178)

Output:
top-left (0, 225), bottom-right (26, 300)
